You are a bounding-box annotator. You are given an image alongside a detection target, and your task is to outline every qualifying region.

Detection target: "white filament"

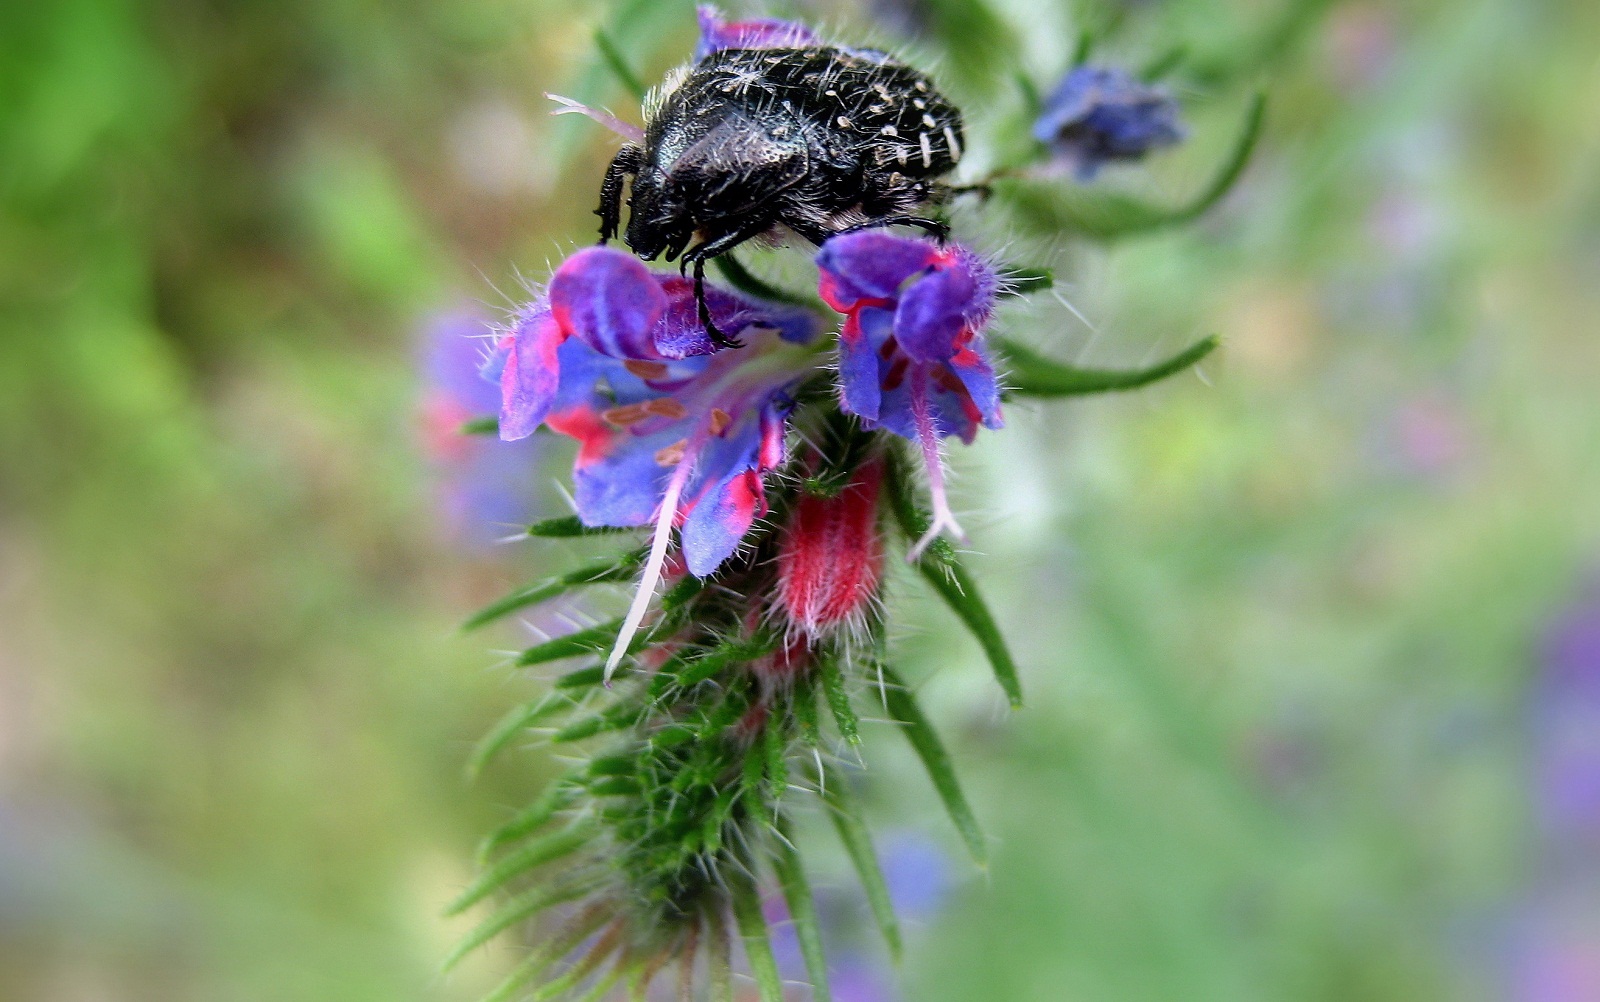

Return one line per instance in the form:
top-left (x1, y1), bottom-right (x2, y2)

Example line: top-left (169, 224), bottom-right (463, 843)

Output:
top-left (603, 460), bottom-right (689, 683)
top-left (906, 370), bottom-right (966, 563)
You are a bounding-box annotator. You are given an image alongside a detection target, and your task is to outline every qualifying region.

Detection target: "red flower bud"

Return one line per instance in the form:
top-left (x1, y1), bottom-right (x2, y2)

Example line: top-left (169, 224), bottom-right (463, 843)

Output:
top-left (776, 460), bottom-right (885, 638)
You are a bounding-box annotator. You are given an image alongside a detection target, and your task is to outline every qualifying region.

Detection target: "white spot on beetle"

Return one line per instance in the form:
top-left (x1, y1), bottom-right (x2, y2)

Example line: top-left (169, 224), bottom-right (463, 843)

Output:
top-left (944, 125), bottom-right (962, 161)
top-left (918, 132), bottom-right (932, 167)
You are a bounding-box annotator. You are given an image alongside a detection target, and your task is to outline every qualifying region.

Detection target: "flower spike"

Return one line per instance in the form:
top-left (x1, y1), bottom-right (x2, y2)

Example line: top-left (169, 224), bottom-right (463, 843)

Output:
top-left (449, 7), bottom-right (1249, 998)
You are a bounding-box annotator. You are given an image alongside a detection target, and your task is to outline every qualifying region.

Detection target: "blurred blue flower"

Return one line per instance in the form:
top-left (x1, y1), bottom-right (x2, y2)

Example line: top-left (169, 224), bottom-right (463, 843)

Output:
top-left (1033, 65), bottom-right (1186, 180)
top-left (767, 831), bottom-right (954, 1001)
top-left (1496, 577), bottom-right (1600, 1001)
top-left (417, 307), bottom-right (546, 546)
top-left (1532, 579), bottom-right (1600, 845)
top-left (696, 5), bottom-right (820, 60)
top-left (880, 831), bottom-right (953, 918)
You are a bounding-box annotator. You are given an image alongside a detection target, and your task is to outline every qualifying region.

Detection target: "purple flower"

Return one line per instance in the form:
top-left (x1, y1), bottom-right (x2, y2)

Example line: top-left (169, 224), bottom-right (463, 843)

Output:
top-left (418, 307), bottom-right (545, 544)
top-left (486, 247), bottom-right (822, 677)
top-left (1532, 579), bottom-right (1600, 844)
top-left (1033, 65), bottom-right (1185, 180)
top-left (492, 246), bottom-right (781, 441)
top-left (816, 230), bottom-right (1002, 559)
top-left (695, 5), bottom-right (820, 60)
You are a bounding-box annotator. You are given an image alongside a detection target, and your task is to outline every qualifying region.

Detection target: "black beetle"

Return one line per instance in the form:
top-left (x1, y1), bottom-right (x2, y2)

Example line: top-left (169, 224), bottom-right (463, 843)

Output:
top-left (597, 44), bottom-right (964, 346)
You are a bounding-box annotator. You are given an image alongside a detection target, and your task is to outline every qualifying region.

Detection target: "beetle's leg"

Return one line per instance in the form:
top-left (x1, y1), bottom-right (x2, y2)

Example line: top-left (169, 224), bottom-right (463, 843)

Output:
top-left (837, 214), bottom-right (951, 243)
top-left (681, 220), bottom-right (776, 349)
top-left (935, 180), bottom-right (994, 203)
top-left (596, 144), bottom-right (643, 245)
top-left (691, 258), bottom-right (741, 349)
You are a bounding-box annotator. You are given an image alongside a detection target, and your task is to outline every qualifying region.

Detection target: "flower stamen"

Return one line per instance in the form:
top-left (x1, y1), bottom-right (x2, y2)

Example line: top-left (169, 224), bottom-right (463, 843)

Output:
top-left (907, 370), bottom-right (966, 562)
top-left (605, 455), bottom-right (693, 684)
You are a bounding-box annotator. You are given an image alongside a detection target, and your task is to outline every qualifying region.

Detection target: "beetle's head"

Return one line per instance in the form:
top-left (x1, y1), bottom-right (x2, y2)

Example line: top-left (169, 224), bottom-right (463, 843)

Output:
top-left (624, 170), bottom-right (694, 263)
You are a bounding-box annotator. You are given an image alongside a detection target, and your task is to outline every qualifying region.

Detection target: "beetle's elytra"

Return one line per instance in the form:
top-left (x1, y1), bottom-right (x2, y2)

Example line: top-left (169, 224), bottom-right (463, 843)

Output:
top-left (598, 44), bottom-right (965, 345)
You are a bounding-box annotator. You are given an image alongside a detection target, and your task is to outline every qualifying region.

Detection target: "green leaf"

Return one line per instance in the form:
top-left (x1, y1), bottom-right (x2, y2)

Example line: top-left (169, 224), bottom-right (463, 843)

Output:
top-left (648, 635), bottom-right (777, 700)
top-left (794, 680), bottom-right (821, 749)
top-left (763, 725), bottom-right (789, 806)
top-left (883, 455), bottom-right (1023, 708)
top-left (1014, 72), bottom-right (1043, 118)
top-left (446, 823), bottom-right (595, 915)
top-left (587, 776), bottom-right (642, 796)
top-left (772, 825), bottom-right (832, 1002)
top-left (594, 28), bottom-right (647, 101)
top-left (526, 514), bottom-right (635, 538)
top-left (554, 665), bottom-right (608, 689)
top-left (660, 573), bottom-right (706, 610)
top-left (819, 765), bottom-right (901, 962)
top-left (741, 733), bottom-right (767, 800)
top-left (993, 92), bottom-right (1267, 239)
top-left (1070, 29), bottom-right (1094, 67)
top-left (441, 878), bottom-right (595, 970)
top-left (819, 654), bottom-right (862, 745)
top-left (706, 906), bottom-right (734, 1002)
top-left (552, 702), bottom-right (646, 743)
top-left (712, 252), bottom-right (825, 310)
top-left (517, 618), bottom-right (624, 666)
top-left (1142, 45), bottom-right (1187, 81)
top-left (694, 677), bottom-right (755, 739)
top-left (730, 873), bottom-right (785, 1002)
top-left (997, 334), bottom-right (1219, 399)
top-left (697, 784), bottom-right (737, 855)
top-left (460, 416), bottom-right (498, 436)
top-left (464, 552), bottom-right (644, 632)
top-left (467, 692), bottom-right (578, 780)
top-left (875, 664), bottom-right (988, 867)
top-left (476, 777), bottom-right (580, 863)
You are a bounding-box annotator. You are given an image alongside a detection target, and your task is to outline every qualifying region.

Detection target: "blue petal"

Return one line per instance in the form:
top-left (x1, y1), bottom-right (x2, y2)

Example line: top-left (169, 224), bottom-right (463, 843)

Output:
top-left (680, 416), bottom-right (765, 576)
top-left (570, 423), bottom-right (682, 527)
top-left (816, 231), bottom-right (939, 308)
top-left (498, 307), bottom-right (564, 441)
top-left (835, 307), bottom-right (891, 423)
top-left (895, 265), bottom-right (977, 363)
top-left (550, 247), bottom-right (669, 360)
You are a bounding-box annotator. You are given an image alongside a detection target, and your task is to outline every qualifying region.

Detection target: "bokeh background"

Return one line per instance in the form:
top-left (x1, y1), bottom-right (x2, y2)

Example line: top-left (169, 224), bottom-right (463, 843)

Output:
top-left (3, 0), bottom-right (1599, 999)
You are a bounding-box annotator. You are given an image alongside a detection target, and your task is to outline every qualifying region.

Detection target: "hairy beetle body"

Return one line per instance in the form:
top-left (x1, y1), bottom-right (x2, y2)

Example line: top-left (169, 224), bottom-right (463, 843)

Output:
top-left (598, 44), bottom-right (964, 344)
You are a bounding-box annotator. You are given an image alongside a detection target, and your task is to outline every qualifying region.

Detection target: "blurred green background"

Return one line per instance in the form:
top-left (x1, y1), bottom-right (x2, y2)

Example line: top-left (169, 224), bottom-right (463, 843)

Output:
top-left (2, 0), bottom-right (1598, 999)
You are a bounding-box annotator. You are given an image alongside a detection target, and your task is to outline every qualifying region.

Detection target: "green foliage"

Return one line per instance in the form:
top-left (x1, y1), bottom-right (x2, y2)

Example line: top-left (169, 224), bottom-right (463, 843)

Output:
top-left (997, 333), bottom-right (1219, 398)
top-left (464, 552), bottom-right (645, 631)
top-left (820, 765), bottom-right (903, 963)
top-left (772, 824), bottom-right (833, 1002)
top-left (730, 873), bottom-right (786, 1002)
top-left (12, 1), bottom-right (1595, 1001)
top-left (875, 663), bottom-right (989, 867)
top-left (884, 449), bottom-right (1024, 708)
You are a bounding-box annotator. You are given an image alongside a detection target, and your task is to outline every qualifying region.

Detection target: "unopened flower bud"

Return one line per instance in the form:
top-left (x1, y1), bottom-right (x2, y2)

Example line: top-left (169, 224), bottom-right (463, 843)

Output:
top-left (776, 460), bottom-right (886, 638)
